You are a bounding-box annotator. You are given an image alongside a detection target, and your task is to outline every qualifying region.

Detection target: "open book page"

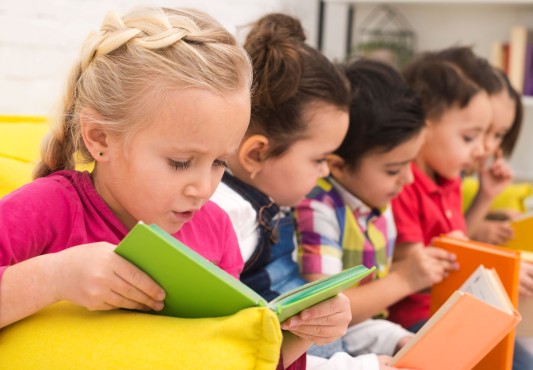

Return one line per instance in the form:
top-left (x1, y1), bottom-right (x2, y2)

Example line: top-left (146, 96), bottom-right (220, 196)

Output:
top-left (459, 265), bottom-right (513, 314)
top-left (268, 265), bottom-right (375, 322)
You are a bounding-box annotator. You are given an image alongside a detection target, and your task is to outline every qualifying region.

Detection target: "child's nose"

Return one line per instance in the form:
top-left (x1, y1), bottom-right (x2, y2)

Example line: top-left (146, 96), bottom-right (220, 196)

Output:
top-left (473, 140), bottom-right (486, 159)
top-left (484, 137), bottom-right (498, 158)
top-left (318, 161), bottom-right (330, 178)
top-left (402, 166), bottom-right (414, 185)
top-left (184, 173), bottom-right (213, 200)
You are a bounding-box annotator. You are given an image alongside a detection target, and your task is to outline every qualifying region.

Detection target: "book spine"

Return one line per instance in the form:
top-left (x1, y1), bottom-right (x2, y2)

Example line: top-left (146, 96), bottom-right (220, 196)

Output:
top-left (524, 43), bottom-right (533, 96)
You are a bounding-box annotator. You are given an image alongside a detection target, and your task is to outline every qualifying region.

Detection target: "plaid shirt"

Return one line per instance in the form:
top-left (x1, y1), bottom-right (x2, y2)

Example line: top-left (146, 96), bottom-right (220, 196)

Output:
top-left (295, 177), bottom-right (396, 284)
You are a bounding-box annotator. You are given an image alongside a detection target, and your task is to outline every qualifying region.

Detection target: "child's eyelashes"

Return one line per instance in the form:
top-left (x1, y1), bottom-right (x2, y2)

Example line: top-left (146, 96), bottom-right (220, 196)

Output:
top-left (168, 159), bottom-right (191, 171)
top-left (315, 158), bottom-right (327, 164)
top-left (386, 170), bottom-right (400, 176)
top-left (167, 158), bottom-right (228, 171)
top-left (213, 159), bottom-right (228, 169)
top-left (462, 135), bottom-right (475, 143)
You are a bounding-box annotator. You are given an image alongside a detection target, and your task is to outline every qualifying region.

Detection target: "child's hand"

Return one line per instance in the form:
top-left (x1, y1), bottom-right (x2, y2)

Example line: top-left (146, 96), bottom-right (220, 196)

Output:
top-left (52, 242), bottom-right (165, 311)
top-left (519, 261), bottom-right (533, 298)
top-left (393, 245), bottom-right (458, 292)
top-left (478, 149), bottom-right (513, 200)
top-left (280, 293), bottom-right (351, 345)
top-left (472, 219), bottom-right (514, 245)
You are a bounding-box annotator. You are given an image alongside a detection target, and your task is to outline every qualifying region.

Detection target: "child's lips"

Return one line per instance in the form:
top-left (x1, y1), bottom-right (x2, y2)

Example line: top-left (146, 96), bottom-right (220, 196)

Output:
top-left (172, 210), bottom-right (197, 223)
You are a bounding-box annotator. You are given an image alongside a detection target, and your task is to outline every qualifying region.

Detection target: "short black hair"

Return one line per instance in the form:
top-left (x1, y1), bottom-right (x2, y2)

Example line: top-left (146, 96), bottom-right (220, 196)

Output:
top-left (335, 59), bottom-right (425, 169)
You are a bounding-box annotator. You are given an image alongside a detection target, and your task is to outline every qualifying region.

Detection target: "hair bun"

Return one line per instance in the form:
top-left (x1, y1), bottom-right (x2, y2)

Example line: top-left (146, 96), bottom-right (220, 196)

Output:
top-left (245, 13), bottom-right (307, 107)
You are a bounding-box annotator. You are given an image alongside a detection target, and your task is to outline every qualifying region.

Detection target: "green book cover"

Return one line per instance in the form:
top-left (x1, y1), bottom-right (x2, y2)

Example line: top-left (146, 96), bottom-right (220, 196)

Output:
top-left (115, 222), bottom-right (375, 321)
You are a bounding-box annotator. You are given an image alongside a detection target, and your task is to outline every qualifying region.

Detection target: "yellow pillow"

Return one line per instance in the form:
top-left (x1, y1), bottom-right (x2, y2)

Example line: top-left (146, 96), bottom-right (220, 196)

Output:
top-left (0, 302), bottom-right (282, 370)
top-left (0, 116), bottom-right (95, 197)
top-left (0, 117), bottom-right (49, 197)
top-left (462, 177), bottom-right (533, 213)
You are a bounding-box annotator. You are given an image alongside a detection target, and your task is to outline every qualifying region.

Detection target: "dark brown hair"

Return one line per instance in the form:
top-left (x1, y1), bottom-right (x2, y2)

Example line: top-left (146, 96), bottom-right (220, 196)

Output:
top-left (495, 68), bottom-right (523, 157)
top-left (244, 13), bottom-right (349, 158)
top-left (335, 59), bottom-right (425, 169)
top-left (403, 55), bottom-right (482, 121)
top-left (428, 46), bottom-right (522, 157)
top-left (435, 46), bottom-right (503, 94)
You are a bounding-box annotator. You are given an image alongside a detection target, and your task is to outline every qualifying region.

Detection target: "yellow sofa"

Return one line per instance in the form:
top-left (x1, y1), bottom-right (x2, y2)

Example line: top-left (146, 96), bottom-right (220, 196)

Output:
top-left (462, 176), bottom-right (533, 214)
top-left (0, 116), bottom-right (282, 369)
top-left (0, 116), bottom-right (49, 197)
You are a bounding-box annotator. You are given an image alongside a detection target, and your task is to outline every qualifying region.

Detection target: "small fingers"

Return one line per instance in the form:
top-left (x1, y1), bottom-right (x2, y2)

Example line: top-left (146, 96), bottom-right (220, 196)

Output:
top-left (291, 294), bottom-right (350, 323)
top-left (425, 247), bottom-right (457, 263)
top-left (104, 290), bottom-right (154, 311)
top-left (285, 324), bottom-right (347, 345)
top-left (114, 257), bottom-right (166, 309)
top-left (111, 273), bottom-right (164, 311)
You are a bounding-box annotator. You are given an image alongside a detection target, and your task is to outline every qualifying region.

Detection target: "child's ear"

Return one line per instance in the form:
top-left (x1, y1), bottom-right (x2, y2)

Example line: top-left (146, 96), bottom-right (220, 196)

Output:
top-left (327, 154), bottom-right (348, 179)
top-left (80, 108), bottom-right (110, 163)
top-left (238, 135), bottom-right (270, 179)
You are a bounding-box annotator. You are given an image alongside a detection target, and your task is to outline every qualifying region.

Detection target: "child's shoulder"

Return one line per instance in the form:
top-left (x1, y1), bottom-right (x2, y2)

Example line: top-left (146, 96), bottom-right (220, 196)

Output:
top-left (1, 170), bottom-right (85, 204)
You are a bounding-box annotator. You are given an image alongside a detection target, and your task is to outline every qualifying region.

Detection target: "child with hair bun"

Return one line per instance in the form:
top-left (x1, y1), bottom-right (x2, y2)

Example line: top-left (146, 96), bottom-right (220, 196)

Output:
top-left (212, 13), bottom-right (411, 370)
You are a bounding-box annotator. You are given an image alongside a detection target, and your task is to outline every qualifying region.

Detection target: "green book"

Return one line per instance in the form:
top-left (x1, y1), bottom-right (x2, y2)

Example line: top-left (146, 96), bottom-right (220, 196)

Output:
top-left (115, 222), bottom-right (375, 322)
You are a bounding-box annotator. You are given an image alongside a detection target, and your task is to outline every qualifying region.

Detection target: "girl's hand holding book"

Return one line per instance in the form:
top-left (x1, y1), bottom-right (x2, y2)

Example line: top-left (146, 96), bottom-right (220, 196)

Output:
top-left (52, 242), bottom-right (165, 312)
top-left (280, 293), bottom-right (351, 345)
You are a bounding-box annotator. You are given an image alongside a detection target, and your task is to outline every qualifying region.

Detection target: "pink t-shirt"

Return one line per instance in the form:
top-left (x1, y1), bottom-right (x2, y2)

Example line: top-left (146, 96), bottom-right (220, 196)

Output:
top-left (0, 170), bottom-right (243, 281)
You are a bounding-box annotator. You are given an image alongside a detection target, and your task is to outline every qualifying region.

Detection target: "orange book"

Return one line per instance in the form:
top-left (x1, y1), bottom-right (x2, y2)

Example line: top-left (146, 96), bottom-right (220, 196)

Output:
top-left (391, 265), bottom-right (521, 370)
top-left (430, 236), bottom-right (521, 370)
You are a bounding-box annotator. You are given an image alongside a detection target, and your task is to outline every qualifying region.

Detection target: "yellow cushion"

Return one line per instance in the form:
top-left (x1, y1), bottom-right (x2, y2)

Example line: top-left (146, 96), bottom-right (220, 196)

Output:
top-left (0, 116), bottom-right (94, 197)
top-left (0, 302), bottom-right (282, 370)
top-left (0, 116), bottom-right (49, 197)
top-left (462, 177), bottom-right (533, 213)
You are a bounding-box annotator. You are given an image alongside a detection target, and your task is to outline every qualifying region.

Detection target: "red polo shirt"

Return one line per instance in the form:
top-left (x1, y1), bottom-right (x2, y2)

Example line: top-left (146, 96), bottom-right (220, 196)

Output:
top-left (388, 163), bottom-right (466, 329)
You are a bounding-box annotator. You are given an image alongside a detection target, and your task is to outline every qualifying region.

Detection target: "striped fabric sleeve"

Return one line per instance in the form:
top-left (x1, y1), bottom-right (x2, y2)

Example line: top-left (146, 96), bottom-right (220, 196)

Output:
top-left (295, 197), bottom-right (343, 275)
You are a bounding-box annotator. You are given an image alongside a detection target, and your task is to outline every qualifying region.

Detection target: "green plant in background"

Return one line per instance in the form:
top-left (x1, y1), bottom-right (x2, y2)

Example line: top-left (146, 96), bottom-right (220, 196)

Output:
top-left (350, 5), bottom-right (416, 70)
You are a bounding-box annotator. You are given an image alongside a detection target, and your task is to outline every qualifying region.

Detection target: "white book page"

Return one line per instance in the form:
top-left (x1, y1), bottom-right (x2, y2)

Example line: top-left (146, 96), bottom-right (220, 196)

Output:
top-left (459, 265), bottom-right (511, 313)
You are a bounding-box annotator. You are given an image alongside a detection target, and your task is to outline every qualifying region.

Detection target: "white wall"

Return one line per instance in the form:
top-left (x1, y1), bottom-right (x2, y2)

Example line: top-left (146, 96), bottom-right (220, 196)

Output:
top-left (0, 0), bottom-right (320, 116)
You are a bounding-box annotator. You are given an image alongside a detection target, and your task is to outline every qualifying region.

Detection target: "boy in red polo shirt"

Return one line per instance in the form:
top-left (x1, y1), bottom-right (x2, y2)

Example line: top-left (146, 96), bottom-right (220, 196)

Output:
top-left (389, 55), bottom-right (492, 332)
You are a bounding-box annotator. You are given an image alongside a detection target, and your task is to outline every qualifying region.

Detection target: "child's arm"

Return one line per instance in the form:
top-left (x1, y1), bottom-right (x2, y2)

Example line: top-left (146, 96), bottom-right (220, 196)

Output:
top-left (465, 151), bottom-right (513, 237)
top-left (0, 242), bottom-right (165, 329)
top-left (279, 293), bottom-right (352, 368)
top-left (303, 242), bottom-right (455, 324)
top-left (520, 260), bottom-right (533, 298)
top-left (341, 318), bottom-right (413, 356)
top-left (470, 219), bottom-right (514, 245)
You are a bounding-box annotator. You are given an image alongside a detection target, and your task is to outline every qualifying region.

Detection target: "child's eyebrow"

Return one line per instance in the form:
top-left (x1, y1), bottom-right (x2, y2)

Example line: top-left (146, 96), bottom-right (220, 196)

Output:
top-left (463, 127), bottom-right (485, 133)
top-left (384, 158), bottom-right (413, 167)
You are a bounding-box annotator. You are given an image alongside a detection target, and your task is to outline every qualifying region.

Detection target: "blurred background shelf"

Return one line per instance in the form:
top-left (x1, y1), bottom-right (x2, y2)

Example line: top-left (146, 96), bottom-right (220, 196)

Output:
top-left (318, 0), bottom-right (533, 182)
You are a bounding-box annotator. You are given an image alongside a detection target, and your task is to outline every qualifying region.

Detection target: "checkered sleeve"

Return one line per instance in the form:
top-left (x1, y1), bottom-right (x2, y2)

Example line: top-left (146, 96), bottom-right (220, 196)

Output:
top-left (295, 197), bottom-right (344, 275)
